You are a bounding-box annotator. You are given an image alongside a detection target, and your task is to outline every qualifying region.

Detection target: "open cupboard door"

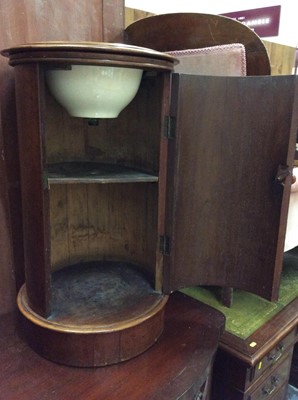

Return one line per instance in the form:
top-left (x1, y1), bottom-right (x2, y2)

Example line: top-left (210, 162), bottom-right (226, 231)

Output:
top-left (163, 74), bottom-right (298, 301)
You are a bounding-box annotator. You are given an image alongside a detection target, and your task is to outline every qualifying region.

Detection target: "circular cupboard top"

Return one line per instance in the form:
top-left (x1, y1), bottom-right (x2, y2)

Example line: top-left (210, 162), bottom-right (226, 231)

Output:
top-left (1, 41), bottom-right (178, 71)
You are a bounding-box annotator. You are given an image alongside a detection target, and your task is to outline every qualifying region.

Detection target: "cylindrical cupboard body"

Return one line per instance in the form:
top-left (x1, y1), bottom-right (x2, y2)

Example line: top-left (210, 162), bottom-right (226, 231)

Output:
top-left (3, 42), bottom-right (176, 366)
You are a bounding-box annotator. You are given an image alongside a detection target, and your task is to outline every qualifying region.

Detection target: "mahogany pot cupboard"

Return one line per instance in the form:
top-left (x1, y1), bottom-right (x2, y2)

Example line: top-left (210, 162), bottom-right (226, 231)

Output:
top-left (1, 42), bottom-right (179, 367)
top-left (2, 12), bottom-right (298, 369)
top-left (0, 5), bottom-right (296, 400)
top-left (0, 14), bottom-right (296, 391)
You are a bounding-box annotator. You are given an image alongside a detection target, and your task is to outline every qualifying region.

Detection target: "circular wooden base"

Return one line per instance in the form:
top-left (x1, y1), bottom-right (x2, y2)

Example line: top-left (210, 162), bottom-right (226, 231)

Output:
top-left (17, 262), bottom-right (168, 367)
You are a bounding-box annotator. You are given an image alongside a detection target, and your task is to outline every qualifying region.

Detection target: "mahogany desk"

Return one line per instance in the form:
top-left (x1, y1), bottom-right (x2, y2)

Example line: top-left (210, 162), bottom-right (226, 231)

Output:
top-left (0, 292), bottom-right (224, 400)
top-left (212, 297), bottom-right (298, 400)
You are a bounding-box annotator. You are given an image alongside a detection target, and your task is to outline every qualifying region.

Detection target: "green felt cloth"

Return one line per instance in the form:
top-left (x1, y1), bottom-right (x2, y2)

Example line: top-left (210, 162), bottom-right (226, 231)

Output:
top-left (181, 252), bottom-right (298, 339)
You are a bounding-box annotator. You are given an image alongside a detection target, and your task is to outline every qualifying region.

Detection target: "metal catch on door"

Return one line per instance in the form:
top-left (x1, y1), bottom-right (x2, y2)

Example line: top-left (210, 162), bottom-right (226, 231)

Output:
top-left (275, 164), bottom-right (291, 186)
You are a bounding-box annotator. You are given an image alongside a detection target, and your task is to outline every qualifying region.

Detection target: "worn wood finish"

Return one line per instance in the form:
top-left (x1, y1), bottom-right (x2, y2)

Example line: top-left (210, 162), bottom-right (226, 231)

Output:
top-left (44, 70), bottom-right (167, 275)
top-left (215, 332), bottom-right (296, 394)
top-left (44, 71), bottom-right (168, 171)
top-left (213, 354), bottom-right (293, 399)
top-left (156, 73), bottom-right (173, 292)
top-left (212, 297), bottom-right (298, 399)
top-left (3, 43), bottom-right (177, 365)
top-left (219, 297), bottom-right (298, 366)
top-left (269, 385), bottom-right (290, 400)
top-left (4, 45), bottom-right (177, 72)
top-left (2, 44), bottom-right (175, 317)
top-left (125, 7), bottom-right (155, 28)
top-left (164, 74), bottom-right (298, 300)
top-left (14, 64), bottom-right (51, 317)
top-left (0, 0), bottom-right (125, 315)
top-left (17, 262), bottom-right (168, 367)
top-left (263, 40), bottom-right (296, 75)
top-left (124, 8), bottom-right (296, 79)
top-left (47, 162), bottom-right (159, 184)
top-left (0, 1), bottom-right (123, 47)
top-left (290, 343), bottom-right (298, 387)
top-left (0, 108), bottom-right (16, 313)
top-left (50, 183), bottom-right (158, 273)
top-left (0, 292), bottom-right (225, 399)
top-left (48, 262), bottom-right (162, 326)
top-left (125, 13), bottom-right (271, 76)
top-left (102, 0), bottom-right (125, 43)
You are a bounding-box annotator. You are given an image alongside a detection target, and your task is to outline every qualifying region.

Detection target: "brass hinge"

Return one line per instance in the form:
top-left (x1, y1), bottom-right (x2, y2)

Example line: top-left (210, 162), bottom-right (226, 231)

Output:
top-left (164, 115), bottom-right (176, 139)
top-left (159, 235), bottom-right (170, 255)
top-left (43, 172), bottom-right (49, 190)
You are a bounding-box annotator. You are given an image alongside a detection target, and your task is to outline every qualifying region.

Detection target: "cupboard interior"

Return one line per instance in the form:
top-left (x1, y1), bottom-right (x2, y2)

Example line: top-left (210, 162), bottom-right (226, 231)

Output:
top-left (44, 70), bottom-right (165, 292)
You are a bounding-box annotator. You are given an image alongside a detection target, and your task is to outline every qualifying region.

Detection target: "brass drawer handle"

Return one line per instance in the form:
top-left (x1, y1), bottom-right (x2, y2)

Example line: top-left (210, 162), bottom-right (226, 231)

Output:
top-left (193, 392), bottom-right (203, 400)
top-left (267, 343), bottom-right (284, 363)
top-left (262, 375), bottom-right (280, 396)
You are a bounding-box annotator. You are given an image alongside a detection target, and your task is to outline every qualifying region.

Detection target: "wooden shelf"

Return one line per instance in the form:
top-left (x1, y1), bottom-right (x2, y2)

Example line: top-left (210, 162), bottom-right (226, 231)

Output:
top-left (47, 162), bottom-right (159, 184)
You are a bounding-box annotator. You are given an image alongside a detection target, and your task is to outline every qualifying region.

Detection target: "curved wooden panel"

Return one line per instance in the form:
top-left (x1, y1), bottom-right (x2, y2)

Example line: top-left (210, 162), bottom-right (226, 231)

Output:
top-left (125, 13), bottom-right (271, 76)
top-left (164, 74), bottom-right (298, 300)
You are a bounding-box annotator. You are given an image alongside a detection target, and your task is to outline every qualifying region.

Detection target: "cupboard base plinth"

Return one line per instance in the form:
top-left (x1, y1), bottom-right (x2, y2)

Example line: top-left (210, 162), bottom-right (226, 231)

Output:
top-left (17, 263), bottom-right (168, 367)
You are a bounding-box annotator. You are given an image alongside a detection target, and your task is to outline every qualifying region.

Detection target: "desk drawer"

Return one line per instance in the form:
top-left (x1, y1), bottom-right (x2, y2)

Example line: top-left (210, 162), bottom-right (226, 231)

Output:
top-left (214, 328), bottom-right (296, 392)
top-left (267, 383), bottom-right (289, 400)
top-left (251, 328), bottom-right (296, 383)
top-left (213, 353), bottom-right (292, 400)
top-left (290, 342), bottom-right (298, 387)
top-left (245, 354), bottom-right (292, 400)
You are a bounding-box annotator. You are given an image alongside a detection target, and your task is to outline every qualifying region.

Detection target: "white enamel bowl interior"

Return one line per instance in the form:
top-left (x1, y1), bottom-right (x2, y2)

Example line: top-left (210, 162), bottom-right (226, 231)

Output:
top-left (46, 65), bottom-right (143, 118)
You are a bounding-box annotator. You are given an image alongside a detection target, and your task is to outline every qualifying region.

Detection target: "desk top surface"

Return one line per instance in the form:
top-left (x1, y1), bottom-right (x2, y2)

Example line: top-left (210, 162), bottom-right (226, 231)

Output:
top-left (0, 292), bottom-right (224, 400)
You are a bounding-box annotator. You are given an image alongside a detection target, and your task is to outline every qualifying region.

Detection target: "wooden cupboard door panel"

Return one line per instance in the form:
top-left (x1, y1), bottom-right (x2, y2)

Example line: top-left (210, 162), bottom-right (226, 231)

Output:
top-left (164, 74), bottom-right (298, 300)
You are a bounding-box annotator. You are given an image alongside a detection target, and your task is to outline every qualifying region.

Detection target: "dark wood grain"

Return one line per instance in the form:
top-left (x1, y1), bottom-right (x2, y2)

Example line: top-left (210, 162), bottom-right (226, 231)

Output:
top-left (14, 64), bottom-right (51, 317)
top-left (3, 43), bottom-right (175, 315)
top-left (212, 297), bottom-right (298, 399)
top-left (47, 261), bottom-right (162, 326)
top-left (3, 43), bottom-right (178, 367)
top-left (0, 0), bottom-right (125, 315)
top-left (163, 74), bottom-right (298, 301)
top-left (0, 292), bottom-right (225, 400)
top-left (219, 297), bottom-right (298, 365)
top-left (0, 108), bottom-right (16, 313)
top-left (213, 353), bottom-right (292, 399)
top-left (18, 266), bottom-right (168, 367)
top-left (47, 161), bottom-right (159, 184)
top-left (124, 13), bottom-right (271, 76)
top-left (290, 343), bottom-right (298, 387)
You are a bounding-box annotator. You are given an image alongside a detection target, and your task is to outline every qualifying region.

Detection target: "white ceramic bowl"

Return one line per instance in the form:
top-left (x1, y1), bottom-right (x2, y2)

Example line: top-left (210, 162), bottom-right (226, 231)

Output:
top-left (46, 65), bottom-right (143, 118)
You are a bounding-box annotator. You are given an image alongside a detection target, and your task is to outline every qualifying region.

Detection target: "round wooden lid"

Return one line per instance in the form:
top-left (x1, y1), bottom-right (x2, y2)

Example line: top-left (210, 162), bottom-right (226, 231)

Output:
top-left (1, 41), bottom-right (178, 71)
